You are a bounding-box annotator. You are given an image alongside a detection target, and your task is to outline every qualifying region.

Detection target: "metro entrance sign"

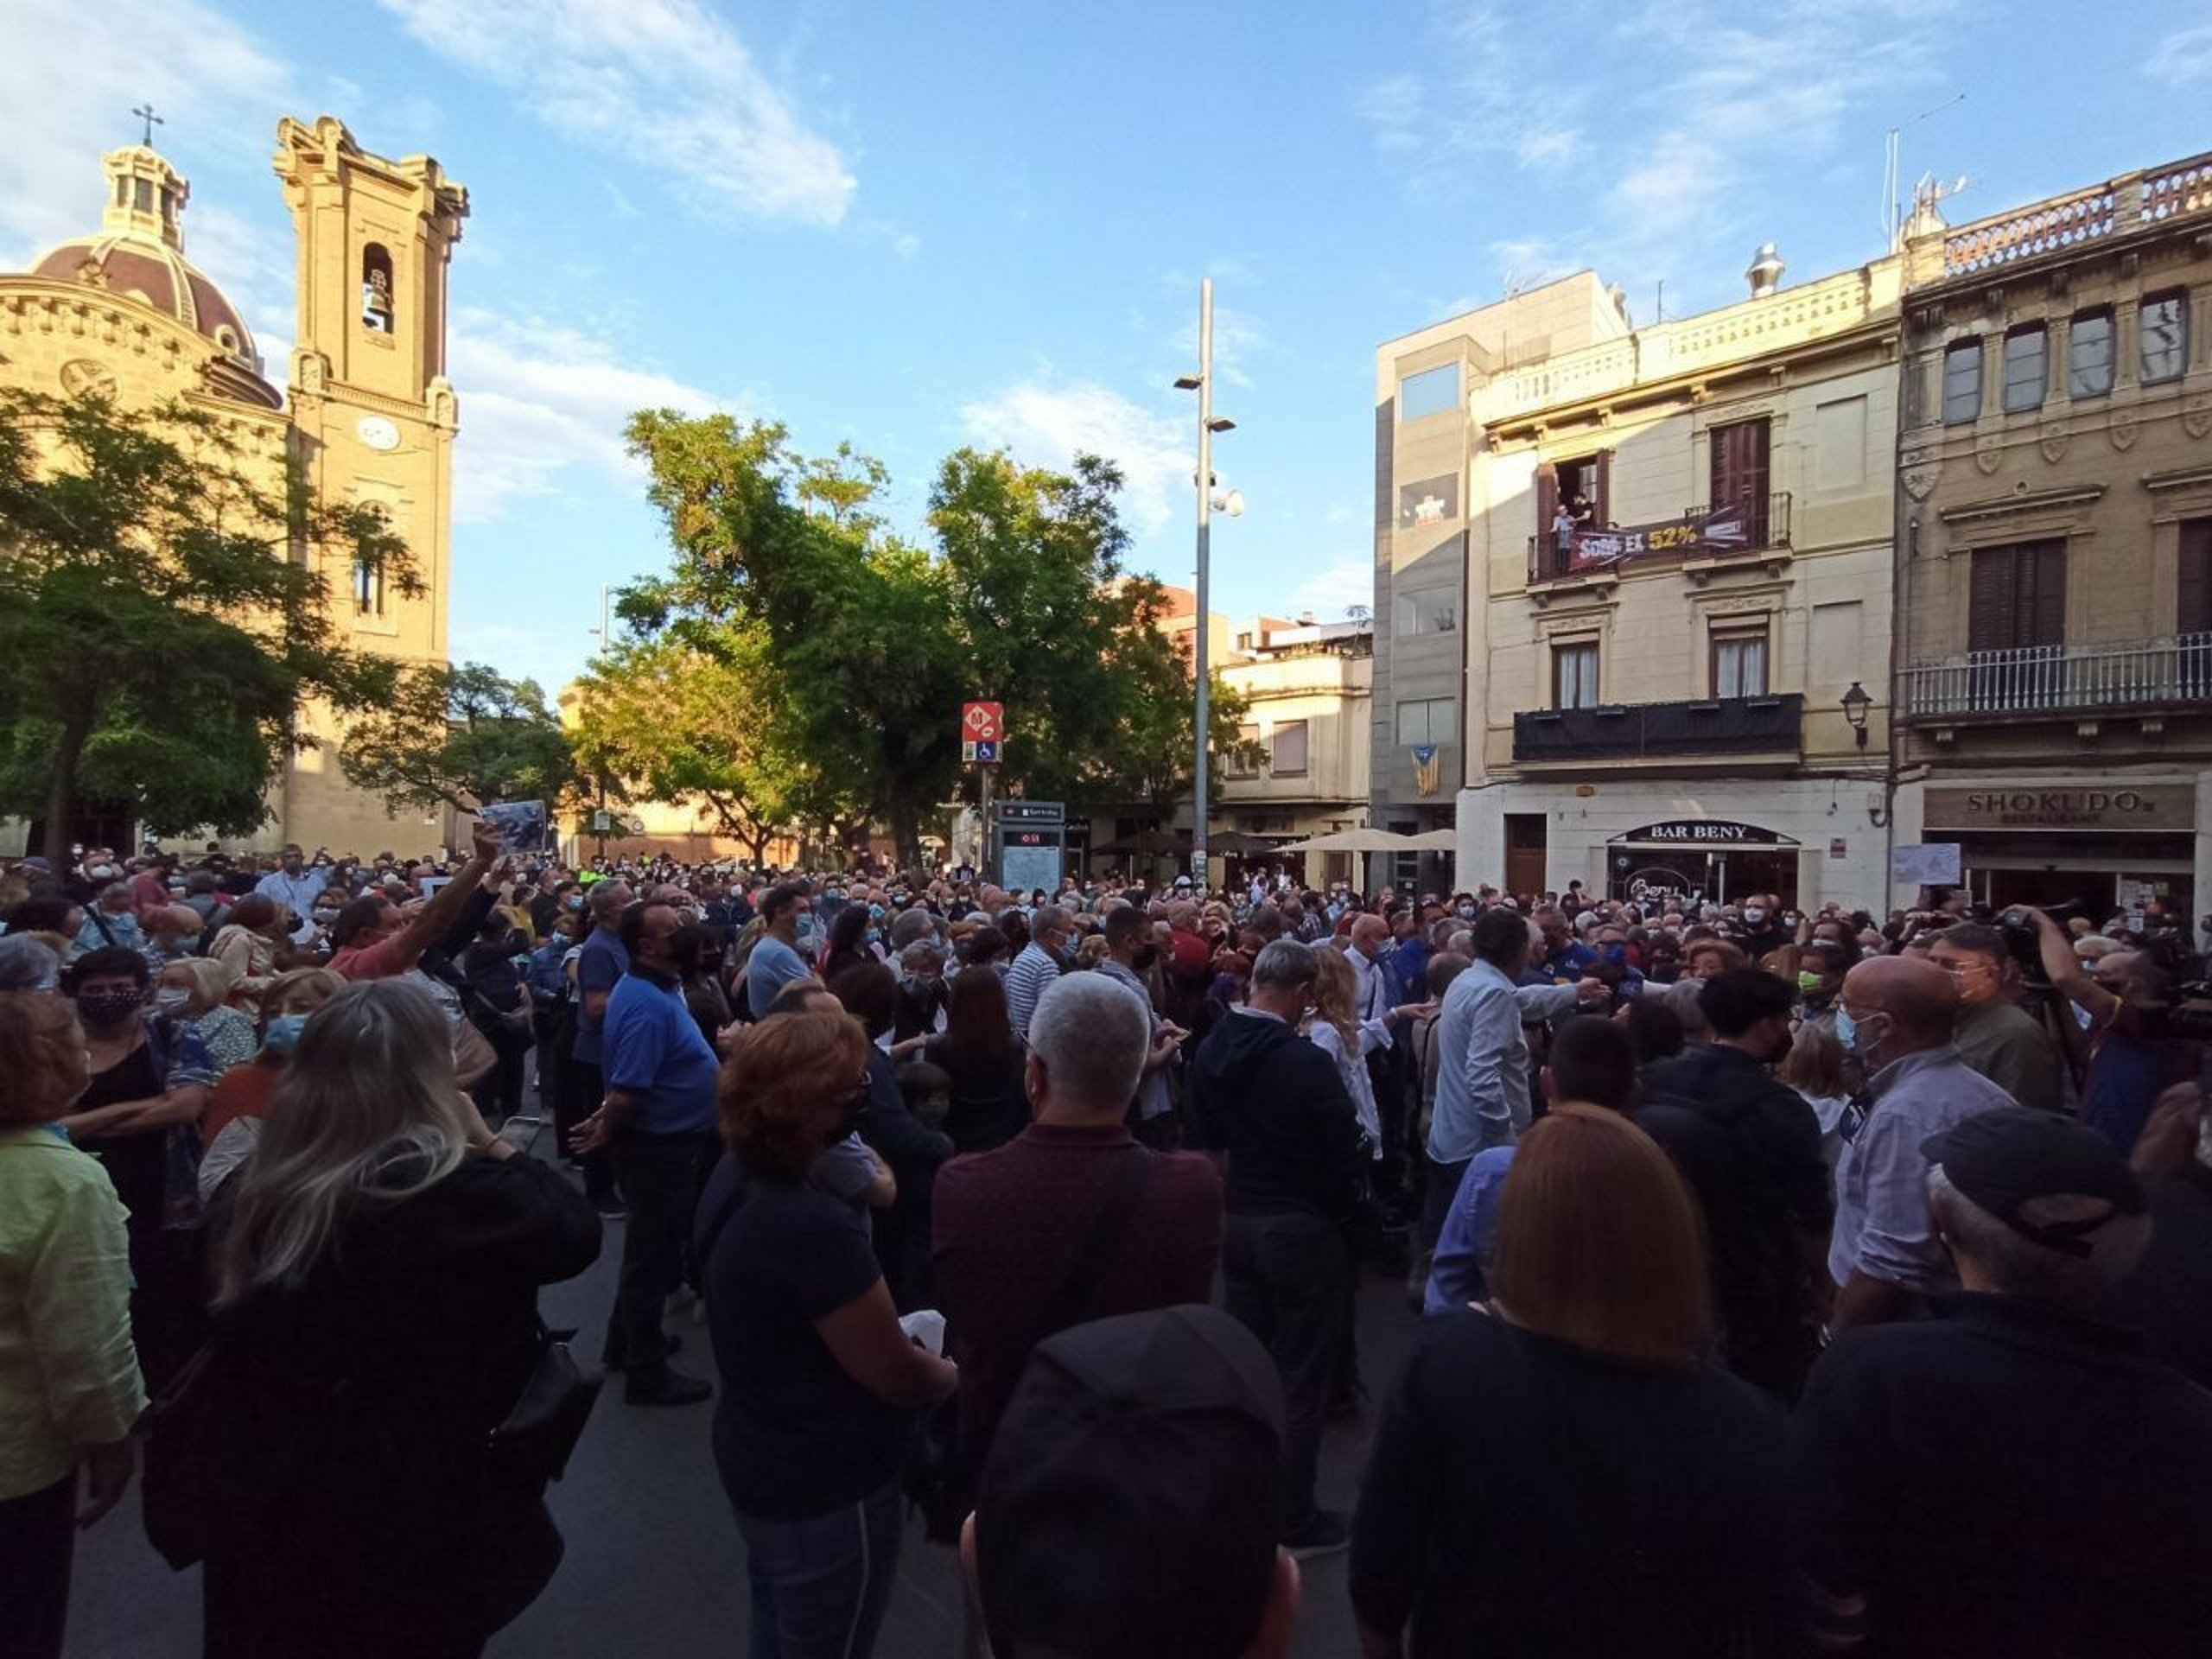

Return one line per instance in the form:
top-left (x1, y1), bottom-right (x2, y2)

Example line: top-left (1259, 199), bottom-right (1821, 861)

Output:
top-left (961, 701), bottom-right (1004, 764)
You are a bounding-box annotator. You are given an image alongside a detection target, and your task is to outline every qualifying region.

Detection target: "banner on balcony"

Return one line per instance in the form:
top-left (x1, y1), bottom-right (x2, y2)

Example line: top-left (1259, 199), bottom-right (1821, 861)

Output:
top-left (1411, 746), bottom-right (1440, 797)
top-left (1567, 501), bottom-right (1751, 571)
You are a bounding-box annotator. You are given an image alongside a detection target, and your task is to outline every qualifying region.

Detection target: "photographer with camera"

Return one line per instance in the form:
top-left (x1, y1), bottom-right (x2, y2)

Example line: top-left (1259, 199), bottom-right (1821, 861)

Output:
top-left (1926, 923), bottom-right (2063, 1115)
top-left (2023, 907), bottom-right (2203, 1155)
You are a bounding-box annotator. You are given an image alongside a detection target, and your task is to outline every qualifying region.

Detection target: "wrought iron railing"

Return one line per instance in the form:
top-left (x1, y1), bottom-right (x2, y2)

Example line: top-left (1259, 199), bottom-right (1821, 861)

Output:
top-left (1900, 635), bottom-right (2212, 719)
top-left (1514, 694), bottom-right (1803, 761)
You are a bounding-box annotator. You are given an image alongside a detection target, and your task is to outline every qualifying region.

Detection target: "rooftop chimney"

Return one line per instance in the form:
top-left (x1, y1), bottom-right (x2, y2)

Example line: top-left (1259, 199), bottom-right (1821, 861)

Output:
top-left (1746, 242), bottom-right (1785, 298)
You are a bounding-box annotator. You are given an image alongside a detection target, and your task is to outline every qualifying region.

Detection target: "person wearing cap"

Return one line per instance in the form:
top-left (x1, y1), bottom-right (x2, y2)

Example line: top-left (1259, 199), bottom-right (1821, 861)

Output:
top-left (1827, 957), bottom-right (2021, 1332)
top-left (964, 1305), bottom-right (1300, 1659)
top-left (1794, 1109), bottom-right (2212, 1657)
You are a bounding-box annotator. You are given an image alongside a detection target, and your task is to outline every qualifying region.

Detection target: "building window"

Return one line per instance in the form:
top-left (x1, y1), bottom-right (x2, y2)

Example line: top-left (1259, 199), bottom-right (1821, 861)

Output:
top-left (1393, 589), bottom-right (1456, 636)
top-left (2068, 309), bottom-right (2114, 399)
top-left (2002, 325), bottom-right (2048, 413)
top-left (1969, 540), bottom-right (2067, 652)
top-left (132, 178), bottom-right (153, 214)
top-left (1708, 417), bottom-right (1770, 546)
top-left (361, 243), bottom-right (395, 334)
top-left (2181, 518), bottom-right (2212, 638)
top-left (1397, 474), bottom-right (1459, 529)
top-left (1552, 641), bottom-right (1600, 709)
top-left (1712, 630), bottom-right (1770, 698)
top-left (1395, 697), bottom-right (1457, 745)
top-left (1942, 339), bottom-right (1984, 424)
top-left (353, 556), bottom-right (385, 616)
top-left (1399, 363), bottom-right (1460, 422)
top-left (1269, 720), bottom-right (1308, 777)
top-left (2141, 291), bottom-right (2189, 384)
top-left (1227, 724), bottom-right (1262, 779)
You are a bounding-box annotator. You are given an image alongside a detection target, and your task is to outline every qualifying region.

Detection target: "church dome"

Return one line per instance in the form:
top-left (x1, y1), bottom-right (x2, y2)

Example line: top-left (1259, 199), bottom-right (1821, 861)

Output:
top-left (21, 142), bottom-right (276, 404)
top-left (30, 234), bottom-right (263, 372)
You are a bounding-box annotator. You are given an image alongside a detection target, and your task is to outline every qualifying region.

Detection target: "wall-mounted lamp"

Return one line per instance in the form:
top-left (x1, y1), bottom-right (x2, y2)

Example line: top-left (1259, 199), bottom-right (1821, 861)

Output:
top-left (1840, 681), bottom-right (1872, 750)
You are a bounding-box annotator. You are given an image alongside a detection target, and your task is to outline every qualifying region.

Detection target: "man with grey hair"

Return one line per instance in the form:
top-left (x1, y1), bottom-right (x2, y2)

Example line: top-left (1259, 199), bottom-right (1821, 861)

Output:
top-left (1005, 903), bottom-right (1072, 1039)
top-left (1190, 938), bottom-right (1369, 1554)
top-left (933, 974), bottom-right (1223, 1499)
top-left (1795, 1108), bottom-right (2212, 1656)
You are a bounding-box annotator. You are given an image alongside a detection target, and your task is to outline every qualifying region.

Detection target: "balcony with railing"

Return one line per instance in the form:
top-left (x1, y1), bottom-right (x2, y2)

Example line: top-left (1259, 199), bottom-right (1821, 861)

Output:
top-left (1900, 636), bottom-right (2212, 721)
top-left (1934, 150), bottom-right (2212, 278)
top-left (1514, 693), bottom-right (1803, 763)
top-left (1527, 492), bottom-right (1791, 584)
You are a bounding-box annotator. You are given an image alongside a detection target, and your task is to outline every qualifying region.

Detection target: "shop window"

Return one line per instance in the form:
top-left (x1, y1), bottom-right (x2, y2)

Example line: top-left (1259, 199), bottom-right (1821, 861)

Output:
top-left (1708, 417), bottom-right (1770, 546)
top-left (2140, 291), bottom-right (2189, 385)
top-left (1399, 363), bottom-right (1459, 422)
top-left (1395, 697), bottom-right (1457, 745)
top-left (2002, 325), bottom-right (2048, 413)
top-left (361, 243), bottom-right (395, 334)
top-left (2068, 309), bottom-right (2114, 399)
top-left (1942, 339), bottom-right (1984, 424)
top-left (1712, 629), bottom-right (1770, 698)
top-left (1227, 724), bottom-right (1262, 779)
top-left (1269, 720), bottom-right (1308, 777)
top-left (1553, 641), bottom-right (1600, 709)
top-left (1397, 474), bottom-right (1459, 529)
top-left (1394, 588), bottom-right (1456, 636)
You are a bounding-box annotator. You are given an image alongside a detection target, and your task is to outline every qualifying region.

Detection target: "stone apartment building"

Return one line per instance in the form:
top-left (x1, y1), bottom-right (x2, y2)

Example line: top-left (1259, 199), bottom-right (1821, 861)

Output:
top-left (1888, 152), bottom-right (2212, 917)
top-left (1379, 253), bottom-right (1904, 912)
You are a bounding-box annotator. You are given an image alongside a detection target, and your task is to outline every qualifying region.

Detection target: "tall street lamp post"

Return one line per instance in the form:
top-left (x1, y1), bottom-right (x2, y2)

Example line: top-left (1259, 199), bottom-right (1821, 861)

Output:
top-left (1176, 278), bottom-right (1237, 888)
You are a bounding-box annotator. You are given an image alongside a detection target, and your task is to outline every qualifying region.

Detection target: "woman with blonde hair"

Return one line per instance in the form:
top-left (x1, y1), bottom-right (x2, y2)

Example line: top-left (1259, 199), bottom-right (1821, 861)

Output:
top-left (1352, 1106), bottom-right (1795, 1657)
top-left (197, 980), bottom-right (601, 1658)
top-left (207, 893), bottom-right (287, 1001)
top-left (1778, 1017), bottom-right (1854, 1176)
top-left (698, 1009), bottom-right (957, 1659)
top-left (157, 957), bottom-right (257, 1075)
top-left (1306, 945), bottom-right (1428, 1154)
top-left (198, 966), bottom-right (347, 1198)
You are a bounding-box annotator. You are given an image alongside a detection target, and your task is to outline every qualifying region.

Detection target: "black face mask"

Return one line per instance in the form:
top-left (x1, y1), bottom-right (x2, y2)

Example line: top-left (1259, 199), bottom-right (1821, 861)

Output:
top-left (1131, 944), bottom-right (1160, 972)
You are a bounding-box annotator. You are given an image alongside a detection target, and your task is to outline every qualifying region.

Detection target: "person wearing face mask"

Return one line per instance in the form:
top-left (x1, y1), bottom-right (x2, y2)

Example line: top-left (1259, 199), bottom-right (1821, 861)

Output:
top-left (1925, 923), bottom-right (2063, 1115)
top-left (1638, 969), bottom-right (1837, 1400)
top-left (573, 901), bottom-right (723, 1406)
top-left (195, 967), bottom-right (346, 1201)
top-left (157, 957), bottom-right (257, 1076)
top-left (53, 948), bottom-right (216, 1392)
top-left (1006, 905), bottom-right (1074, 1042)
top-left (72, 881), bottom-right (148, 962)
top-left (1095, 905), bottom-right (1190, 1137)
top-left (138, 903), bottom-right (204, 974)
top-left (1827, 957), bottom-right (2021, 1332)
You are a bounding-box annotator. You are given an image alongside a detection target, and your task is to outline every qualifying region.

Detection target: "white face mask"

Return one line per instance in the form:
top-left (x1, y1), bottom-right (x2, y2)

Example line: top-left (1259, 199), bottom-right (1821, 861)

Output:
top-left (155, 987), bottom-right (193, 1015)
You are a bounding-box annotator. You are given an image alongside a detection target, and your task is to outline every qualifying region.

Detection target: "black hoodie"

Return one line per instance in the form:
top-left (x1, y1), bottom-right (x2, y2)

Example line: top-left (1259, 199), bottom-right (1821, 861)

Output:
top-left (1188, 1008), bottom-right (1367, 1220)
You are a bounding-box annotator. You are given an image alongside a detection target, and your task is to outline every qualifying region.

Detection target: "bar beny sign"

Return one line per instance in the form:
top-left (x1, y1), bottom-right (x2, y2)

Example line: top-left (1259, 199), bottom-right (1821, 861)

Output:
top-left (1568, 501), bottom-right (1750, 572)
top-left (1923, 785), bottom-right (2194, 832)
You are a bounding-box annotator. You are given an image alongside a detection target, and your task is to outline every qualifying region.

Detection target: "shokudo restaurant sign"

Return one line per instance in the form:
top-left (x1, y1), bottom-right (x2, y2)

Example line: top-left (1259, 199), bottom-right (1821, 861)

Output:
top-left (1923, 785), bottom-right (2195, 832)
top-left (1568, 501), bottom-right (1751, 571)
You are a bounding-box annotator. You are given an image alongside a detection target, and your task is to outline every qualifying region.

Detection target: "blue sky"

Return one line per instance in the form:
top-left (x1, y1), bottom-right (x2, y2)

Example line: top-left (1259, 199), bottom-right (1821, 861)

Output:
top-left (5, 0), bottom-right (2209, 694)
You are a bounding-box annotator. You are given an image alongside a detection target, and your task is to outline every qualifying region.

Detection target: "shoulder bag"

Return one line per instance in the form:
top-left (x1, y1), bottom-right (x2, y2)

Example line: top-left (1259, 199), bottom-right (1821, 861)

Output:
top-left (485, 1319), bottom-right (602, 1489)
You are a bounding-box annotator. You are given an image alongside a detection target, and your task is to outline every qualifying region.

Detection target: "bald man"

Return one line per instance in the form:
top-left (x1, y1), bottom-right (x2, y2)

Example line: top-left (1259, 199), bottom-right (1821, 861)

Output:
top-left (1828, 957), bottom-right (2021, 1331)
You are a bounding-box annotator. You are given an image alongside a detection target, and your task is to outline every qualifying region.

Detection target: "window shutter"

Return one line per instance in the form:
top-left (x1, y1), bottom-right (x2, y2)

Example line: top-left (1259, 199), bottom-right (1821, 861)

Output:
top-left (1969, 549), bottom-right (2018, 652)
top-left (2027, 541), bottom-right (2066, 647)
top-left (1595, 448), bottom-right (1613, 523)
top-left (2180, 520), bottom-right (2212, 637)
top-left (1535, 464), bottom-right (1558, 540)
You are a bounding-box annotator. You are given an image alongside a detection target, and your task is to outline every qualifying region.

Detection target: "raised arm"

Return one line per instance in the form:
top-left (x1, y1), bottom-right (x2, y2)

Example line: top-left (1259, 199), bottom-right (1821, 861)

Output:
top-left (382, 820), bottom-right (500, 973)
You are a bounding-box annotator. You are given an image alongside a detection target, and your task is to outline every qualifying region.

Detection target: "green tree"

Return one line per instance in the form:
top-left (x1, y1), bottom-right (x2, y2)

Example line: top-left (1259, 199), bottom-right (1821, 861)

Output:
top-left (340, 661), bottom-right (581, 814)
top-left (0, 390), bottom-right (412, 854)
top-left (566, 626), bottom-right (809, 863)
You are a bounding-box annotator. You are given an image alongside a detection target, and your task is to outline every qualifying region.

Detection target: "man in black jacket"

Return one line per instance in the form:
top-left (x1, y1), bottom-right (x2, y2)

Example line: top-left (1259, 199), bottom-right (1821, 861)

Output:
top-left (1639, 968), bottom-right (1834, 1399)
top-left (1188, 938), bottom-right (1368, 1554)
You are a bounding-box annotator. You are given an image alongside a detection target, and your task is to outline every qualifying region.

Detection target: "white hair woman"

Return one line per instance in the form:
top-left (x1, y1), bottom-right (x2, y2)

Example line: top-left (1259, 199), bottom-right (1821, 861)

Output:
top-left (198, 980), bottom-right (601, 1658)
top-left (158, 957), bottom-right (257, 1076)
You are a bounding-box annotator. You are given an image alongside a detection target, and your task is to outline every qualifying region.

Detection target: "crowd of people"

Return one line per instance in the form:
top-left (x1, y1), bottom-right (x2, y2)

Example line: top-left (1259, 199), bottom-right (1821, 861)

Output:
top-left (3, 830), bottom-right (2211, 1656)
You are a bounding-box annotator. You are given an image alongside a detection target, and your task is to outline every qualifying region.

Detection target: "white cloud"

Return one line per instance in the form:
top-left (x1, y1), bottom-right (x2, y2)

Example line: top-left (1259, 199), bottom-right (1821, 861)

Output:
top-left (958, 379), bottom-right (1190, 537)
top-left (0, 0), bottom-right (292, 269)
top-left (377, 0), bottom-right (855, 225)
top-left (447, 307), bottom-right (730, 523)
top-left (2145, 23), bottom-right (2212, 85)
top-left (1287, 558), bottom-right (1374, 620)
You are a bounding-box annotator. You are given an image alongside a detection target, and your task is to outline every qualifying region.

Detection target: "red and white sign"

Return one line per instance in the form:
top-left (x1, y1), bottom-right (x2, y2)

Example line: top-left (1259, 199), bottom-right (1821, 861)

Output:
top-left (962, 702), bottom-right (1004, 742)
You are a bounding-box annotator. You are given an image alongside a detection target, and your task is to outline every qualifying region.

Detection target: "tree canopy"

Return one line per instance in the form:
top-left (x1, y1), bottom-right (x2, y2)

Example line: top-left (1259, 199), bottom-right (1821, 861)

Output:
top-left (617, 411), bottom-right (1244, 861)
top-left (0, 390), bottom-right (411, 854)
top-left (340, 661), bottom-right (582, 815)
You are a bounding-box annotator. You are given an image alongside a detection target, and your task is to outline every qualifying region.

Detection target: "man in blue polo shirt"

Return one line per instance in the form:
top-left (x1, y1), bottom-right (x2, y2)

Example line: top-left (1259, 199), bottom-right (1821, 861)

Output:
top-left (574, 899), bottom-right (720, 1406)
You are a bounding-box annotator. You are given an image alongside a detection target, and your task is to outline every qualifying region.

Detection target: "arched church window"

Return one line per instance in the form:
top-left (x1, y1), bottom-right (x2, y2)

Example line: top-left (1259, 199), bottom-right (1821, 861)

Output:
top-left (361, 244), bottom-right (394, 334)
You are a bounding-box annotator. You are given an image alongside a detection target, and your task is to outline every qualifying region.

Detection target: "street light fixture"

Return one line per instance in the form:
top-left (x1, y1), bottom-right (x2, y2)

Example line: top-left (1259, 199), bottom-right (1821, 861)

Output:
top-left (1840, 681), bottom-right (1872, 749)
top-left (1173, 277), bottom-right (1234, 887)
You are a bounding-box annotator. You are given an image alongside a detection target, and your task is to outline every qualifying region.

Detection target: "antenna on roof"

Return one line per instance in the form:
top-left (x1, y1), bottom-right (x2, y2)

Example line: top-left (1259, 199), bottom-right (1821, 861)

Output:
top-left (1883, 92), bottom-right (1966, 248)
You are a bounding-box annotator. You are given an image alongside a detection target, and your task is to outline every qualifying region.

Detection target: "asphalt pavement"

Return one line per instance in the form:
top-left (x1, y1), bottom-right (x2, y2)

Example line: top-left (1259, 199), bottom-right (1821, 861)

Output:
top-left (65, 1141), bottom-right (1424, 1658)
